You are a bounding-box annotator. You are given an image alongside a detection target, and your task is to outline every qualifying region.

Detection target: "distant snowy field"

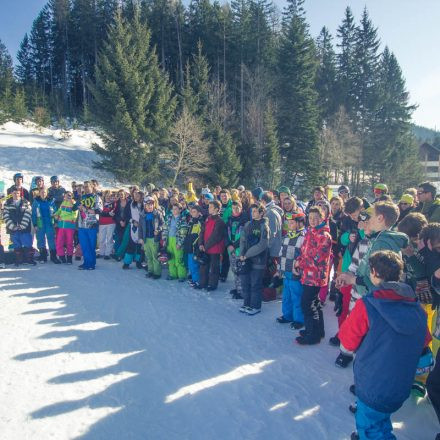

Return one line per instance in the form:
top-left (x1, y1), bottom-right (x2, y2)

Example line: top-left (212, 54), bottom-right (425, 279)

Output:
top-left (0, 121), bottom-right (115, 190)
top-left (0, 261), bottom-right (437, 440)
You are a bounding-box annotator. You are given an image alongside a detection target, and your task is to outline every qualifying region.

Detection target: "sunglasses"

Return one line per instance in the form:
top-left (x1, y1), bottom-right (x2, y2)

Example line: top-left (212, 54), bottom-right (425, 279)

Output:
top-left (417, 191), bottom-right (427, 196)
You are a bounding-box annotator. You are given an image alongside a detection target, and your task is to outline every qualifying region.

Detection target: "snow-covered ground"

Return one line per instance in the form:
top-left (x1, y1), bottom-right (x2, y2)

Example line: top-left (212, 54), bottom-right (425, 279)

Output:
top-left (0, 261), bottom-right (437, 440)
top-left (0, 121), bottom-right (115, 191)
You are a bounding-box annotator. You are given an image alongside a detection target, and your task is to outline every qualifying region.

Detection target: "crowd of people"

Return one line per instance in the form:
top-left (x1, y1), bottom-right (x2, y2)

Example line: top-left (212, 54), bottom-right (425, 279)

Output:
top-left (1, 172), bottom-right (440, 439)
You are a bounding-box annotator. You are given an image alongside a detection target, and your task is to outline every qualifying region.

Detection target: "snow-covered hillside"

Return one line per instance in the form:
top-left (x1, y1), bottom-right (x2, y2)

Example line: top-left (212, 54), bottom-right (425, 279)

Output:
top-left (0, 262), bottom-right (437, 440)
top-left (0, 121), bottom-right (115, 190)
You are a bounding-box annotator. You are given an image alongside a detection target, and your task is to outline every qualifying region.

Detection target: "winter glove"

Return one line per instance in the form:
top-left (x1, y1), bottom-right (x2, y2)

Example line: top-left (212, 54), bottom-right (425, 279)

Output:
top-left (334, 290), bottom-right (343, 317)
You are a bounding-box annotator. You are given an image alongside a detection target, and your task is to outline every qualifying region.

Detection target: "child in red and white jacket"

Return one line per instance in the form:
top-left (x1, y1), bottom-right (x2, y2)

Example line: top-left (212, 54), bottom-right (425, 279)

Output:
top-left (98, 190), bottom-right (116, 259)
top-left (295, 206), bottom-right (332, 345)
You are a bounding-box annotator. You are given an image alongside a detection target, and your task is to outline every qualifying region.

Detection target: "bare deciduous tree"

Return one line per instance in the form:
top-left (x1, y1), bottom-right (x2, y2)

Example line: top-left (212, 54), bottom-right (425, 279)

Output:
top-left (165, 107), bottom-right (211, 185)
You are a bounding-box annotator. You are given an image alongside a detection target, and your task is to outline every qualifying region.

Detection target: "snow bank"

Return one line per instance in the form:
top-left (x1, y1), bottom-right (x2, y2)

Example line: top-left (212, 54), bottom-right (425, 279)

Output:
top-left (0, 262), bottom-right (437, 439)
top-left (0, 121), bottom-right (116, 190)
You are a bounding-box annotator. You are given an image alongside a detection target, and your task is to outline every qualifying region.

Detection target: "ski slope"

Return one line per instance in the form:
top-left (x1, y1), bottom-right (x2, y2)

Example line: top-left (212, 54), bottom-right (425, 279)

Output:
top-left (0, 121), bottom-right (115, 191)
top-left (0, 261), bottom-right (437, 440)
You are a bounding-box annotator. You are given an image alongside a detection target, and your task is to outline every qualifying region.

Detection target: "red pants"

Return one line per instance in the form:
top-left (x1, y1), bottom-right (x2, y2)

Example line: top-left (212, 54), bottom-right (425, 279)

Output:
top-left (338, 284), bottom-right (352, 328)
top-left (56, 228), bottom-right (75, 256)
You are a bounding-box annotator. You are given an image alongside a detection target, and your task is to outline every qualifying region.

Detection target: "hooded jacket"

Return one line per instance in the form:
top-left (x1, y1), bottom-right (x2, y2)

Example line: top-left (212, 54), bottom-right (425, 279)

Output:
top-left (239, 217), bottom-right (269, 270)
top-left (265, 201), bottom-right (283, 257)
top-left (339, 282), bottom-right (429, 413)
top-left (297, 222), bottom-right (332, 287)
top-left (32, 197), bottom-right (56, 227)
top-left (355, 230), bottom-right (409, 295)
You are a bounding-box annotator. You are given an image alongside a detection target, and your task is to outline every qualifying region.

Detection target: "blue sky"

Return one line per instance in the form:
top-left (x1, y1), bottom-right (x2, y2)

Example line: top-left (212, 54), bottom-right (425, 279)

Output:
top-left (1, 0), bottom-right (439, 129)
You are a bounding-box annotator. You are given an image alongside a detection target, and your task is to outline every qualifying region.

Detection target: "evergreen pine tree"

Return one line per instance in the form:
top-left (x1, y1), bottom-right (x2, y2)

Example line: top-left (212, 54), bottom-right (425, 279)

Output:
top-left (369, 47), bottom-right (419, 190)
top-left (90, 7), bottom-right (176, 183)
top-left (207, 121), bottom-right (241, 187)
top-left (315, 26), bottom-right (338, 122)
top-left (277, 3), bottom-right (320, 187)
top-left (11, 89), bottom-right (28, 122)
top-left (336, 7), bottom-right (357, 115)
top-left (263, 103), bottom-right (281, 189)
top-left (0, 39), bottom-right (14, 123)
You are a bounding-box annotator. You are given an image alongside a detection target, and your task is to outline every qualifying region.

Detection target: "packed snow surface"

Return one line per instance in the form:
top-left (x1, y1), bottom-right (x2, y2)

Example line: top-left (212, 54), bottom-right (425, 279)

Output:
top-left (0, 121), bottom-right (115, 190)
top-left (0, 261), bottom-right (437, 439)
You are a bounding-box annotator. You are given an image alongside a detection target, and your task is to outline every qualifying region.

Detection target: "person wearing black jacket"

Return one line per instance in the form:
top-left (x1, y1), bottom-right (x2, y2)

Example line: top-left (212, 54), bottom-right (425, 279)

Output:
top-left (7, 173), bottom-right (30, 201)
top-left (113, 189), bottom-right (131, 260)
top-left (239, 204), bottom-right (270, 315)
top-left (183, 205), bottom-right (203, 287)
top-left (226, 201), bottom-right (248, 298)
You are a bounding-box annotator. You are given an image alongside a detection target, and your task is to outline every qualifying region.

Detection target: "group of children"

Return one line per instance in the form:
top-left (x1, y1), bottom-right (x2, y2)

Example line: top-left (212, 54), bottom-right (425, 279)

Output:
top-left (1, 173), bottom-right (439, 439)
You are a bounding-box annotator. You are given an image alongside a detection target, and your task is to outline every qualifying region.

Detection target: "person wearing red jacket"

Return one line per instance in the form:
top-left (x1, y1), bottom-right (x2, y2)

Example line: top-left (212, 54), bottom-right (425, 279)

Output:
top-left (295, 206), bottom-right (332, 345)
top-left (197, 200), bottom-right (226, 291)
top-left (339, 251), bottom-right (430, 440)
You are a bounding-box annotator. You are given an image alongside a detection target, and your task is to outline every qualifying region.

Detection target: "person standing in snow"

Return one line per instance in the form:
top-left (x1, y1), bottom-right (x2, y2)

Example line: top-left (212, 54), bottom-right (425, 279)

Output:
top-left (138, 195), bottom-right (164, 280)
top-left (54, 191), bottom-right (78, 264)
top-left (32, 187), bottom-right (60, 264)
top-left (238, 203), bottom-right (270, 315)
top-left (47, 176), bottom-right (66, 210)
top-left (276, 211), bottom-right (307, 327)
top-left (3, 189), bottom-right (35, 266)
top-left (295, 206), bottom-right (332, 345)
top-left (75, 181), bottom-right (102, 270)
top-left (339, 250), bottom-right (429, 440)
top-left (98, 190), bottom-right (116, 259)
top-left (198, 200), bottom-right (226, 292)
top-left (122, 190), bottom-right (144, 269)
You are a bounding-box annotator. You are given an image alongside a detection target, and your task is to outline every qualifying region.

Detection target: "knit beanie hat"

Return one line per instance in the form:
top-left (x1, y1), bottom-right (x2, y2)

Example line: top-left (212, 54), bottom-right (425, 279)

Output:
top-left (278, 185), bottom-right (291, 196)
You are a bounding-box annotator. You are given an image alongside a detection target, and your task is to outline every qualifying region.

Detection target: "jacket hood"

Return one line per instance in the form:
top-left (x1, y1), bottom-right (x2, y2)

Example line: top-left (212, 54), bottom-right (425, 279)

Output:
top-left (266, 201), bottom-right (283, 215)
top-left (375, 230), bottom-right (409, 250)
top-left (366, 282), bottom-right (423, 335)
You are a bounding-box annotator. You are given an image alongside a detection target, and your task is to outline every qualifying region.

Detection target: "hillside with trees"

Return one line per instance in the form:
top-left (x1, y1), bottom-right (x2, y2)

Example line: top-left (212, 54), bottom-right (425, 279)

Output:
top-left (0, 0), bottom-right (422, 195)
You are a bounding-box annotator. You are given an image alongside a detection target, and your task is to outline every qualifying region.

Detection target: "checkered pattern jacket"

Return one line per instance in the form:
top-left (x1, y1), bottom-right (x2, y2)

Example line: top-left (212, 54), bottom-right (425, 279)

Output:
top-left (278, 229), bottom-right (306, 277)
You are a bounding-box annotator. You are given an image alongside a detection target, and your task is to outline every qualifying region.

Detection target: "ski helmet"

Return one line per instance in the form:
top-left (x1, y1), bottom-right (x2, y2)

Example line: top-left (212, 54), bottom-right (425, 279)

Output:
top-left (13, 172), bottom-right (24, 182)
top-left (50, 175), bottom-right (59, 183)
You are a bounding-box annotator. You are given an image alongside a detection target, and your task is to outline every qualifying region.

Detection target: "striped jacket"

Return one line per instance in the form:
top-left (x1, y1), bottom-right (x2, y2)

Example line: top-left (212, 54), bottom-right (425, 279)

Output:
top-left (278, 228), bottom-right (306, 277)
top-left (3, 199), bottom-right (32, 234)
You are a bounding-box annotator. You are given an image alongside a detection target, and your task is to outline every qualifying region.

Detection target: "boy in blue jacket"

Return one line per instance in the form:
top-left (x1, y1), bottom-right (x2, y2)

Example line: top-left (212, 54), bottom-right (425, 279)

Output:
top-left (339, 250), bottom-right (430, 440)
top-left (32, 187), bottom-right (60, 264)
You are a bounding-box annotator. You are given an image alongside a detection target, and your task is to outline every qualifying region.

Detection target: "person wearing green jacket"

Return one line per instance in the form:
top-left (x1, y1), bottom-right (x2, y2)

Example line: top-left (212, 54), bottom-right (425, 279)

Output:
top-left (54, 191), bottom-right (78, 263)
top-left (162, 203), bottom-right (188, 281)
top-left (337, 202), bottom-right (409, 295)
top-left (219, 190), bottom-right (233, 282)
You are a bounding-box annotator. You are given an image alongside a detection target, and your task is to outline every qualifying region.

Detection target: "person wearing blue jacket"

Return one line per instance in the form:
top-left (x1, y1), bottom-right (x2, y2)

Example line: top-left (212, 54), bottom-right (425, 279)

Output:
top-left (32, 187), bottom-right (60, 264)
top-left (339, 250), bottom-right (429, 440)
top-left (75, 181), bottom-right (103, 270)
